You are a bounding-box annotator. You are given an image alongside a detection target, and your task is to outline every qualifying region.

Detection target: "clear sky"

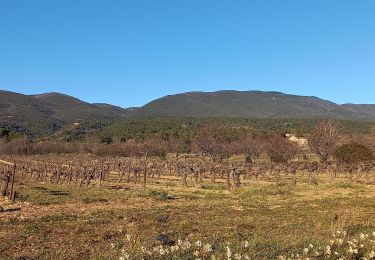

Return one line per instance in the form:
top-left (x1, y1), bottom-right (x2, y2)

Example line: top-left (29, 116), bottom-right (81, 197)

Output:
top-left (1, 0), bottom-right (374, 108)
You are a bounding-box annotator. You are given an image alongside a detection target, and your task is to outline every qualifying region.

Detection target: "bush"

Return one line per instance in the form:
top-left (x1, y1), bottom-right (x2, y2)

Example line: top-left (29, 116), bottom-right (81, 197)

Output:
top-left (266, 134), bottom-right (300, 163)
top-left (334, 142), bottom-right (373, 164)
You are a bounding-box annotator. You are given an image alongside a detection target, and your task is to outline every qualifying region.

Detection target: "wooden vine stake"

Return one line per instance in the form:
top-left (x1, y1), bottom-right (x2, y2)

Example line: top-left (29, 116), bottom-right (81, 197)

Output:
top-left (9, 162), bottom-right (16, 203)
top-left (0, 159), bottom-right (16, 203)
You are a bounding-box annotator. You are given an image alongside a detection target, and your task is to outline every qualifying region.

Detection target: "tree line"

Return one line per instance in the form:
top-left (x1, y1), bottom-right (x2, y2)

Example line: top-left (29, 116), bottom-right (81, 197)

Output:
top-left (1, 119), bottom-right (375, 166)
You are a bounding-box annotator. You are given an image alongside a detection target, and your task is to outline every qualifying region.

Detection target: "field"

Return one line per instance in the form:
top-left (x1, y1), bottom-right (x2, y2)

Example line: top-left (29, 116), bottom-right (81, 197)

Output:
top-left (1, 154), bottom-right (375, 259)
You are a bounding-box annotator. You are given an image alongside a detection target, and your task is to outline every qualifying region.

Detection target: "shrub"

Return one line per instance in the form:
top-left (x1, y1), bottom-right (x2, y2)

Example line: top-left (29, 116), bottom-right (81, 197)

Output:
top-left (266, 134), bottom-right (300, 163)
top-left (333, 142), bottom-right (373, 164)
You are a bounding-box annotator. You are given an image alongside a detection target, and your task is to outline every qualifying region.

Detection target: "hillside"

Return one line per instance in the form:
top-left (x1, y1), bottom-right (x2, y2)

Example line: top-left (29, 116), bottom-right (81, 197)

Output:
top-left (341, 104), bottom-right (375, 119)
top-left (100, 117), bottom-right (375, 143)
top-left (33, 92), bottom-right (130, 123)
top-left (1, 89), bottom-right (375, 137)
top-left (133, 90), bottom-right (370, 119)
top-left (0, 90), bottom-right (63, 136)
top-left (0, 91), bottom-right (130, 136)
top-left (93, 103), bottom-right (138, 118)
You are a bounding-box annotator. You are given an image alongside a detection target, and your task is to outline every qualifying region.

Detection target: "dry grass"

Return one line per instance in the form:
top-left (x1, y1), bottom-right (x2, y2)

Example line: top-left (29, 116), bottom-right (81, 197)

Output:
top-left (1, 168), bottom-right (375, 259)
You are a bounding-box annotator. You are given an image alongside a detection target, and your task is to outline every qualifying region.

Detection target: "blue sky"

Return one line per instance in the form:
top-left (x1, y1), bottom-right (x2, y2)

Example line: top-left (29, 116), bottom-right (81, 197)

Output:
top-left (1, 0), bottom-right (374, 107)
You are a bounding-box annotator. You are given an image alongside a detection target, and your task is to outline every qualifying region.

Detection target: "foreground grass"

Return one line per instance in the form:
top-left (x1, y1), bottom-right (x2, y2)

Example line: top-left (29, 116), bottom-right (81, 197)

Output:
top-left (0, 176), bottom-right (375, 259)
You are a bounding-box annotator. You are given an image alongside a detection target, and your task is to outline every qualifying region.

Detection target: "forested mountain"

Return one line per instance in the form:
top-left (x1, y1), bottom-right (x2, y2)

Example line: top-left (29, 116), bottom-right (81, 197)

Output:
top-left (132, 90), bottom-right (373, 119)
top-left (1, 89), bottom-right (375, 137)
top-left (0, 90), bottom-right (130, 136)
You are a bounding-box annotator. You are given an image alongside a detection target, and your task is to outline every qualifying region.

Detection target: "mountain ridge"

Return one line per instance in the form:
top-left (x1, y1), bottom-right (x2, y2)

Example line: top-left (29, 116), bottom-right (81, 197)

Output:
top-left (0, 90), bottom-right (131, 136)
top-left (131, 90), bottom-right (374, 119)
top-left (1, 89), bottom-right (375, 136)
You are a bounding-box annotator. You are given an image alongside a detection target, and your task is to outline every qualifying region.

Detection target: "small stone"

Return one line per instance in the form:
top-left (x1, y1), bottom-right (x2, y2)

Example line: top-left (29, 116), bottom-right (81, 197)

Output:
top-left (157, 234), bottom-right (175, 246)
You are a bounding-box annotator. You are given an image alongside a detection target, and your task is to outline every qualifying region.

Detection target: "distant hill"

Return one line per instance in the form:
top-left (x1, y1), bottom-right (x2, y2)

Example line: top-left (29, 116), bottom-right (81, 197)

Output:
top-left (132, 90), bottom-right (372, 119)
top-left (0, 90), bottom-right (131, 136)
top-left (341, 104), bottom-right (375, 119)
top-left (93, 103), bottom-right (138, 118)
top-left (1, 89), bottom-right (375, 137)
top-left (32, 92), bottom-right (130, 123)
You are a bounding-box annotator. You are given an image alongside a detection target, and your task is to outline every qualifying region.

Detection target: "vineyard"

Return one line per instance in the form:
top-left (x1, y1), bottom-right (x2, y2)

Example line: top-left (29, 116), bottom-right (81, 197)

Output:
top-left (1, 120), bottom-right (375, 259)
top-left (2, 153), bottom-right (375, 195)
top-left (1, 150), bottom-right (375, 259)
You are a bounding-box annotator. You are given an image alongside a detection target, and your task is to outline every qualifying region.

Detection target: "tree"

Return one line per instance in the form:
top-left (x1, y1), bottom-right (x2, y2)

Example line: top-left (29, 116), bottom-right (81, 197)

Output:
top-left (266, 134), bottom-right (300, 163)
top-left (308, 120), bottom-right (340, 163)
top-left (240, 134), bottom-right (264, 163)
top-left (192, 126), bottom-right (233, 161)
top-left (334, 142), bottom-right (373, 165)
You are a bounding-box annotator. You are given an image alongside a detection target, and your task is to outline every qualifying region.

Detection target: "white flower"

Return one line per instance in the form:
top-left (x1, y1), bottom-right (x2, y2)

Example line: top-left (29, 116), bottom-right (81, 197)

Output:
top-left (244, 240), bottom-right (250, 248)
top-left (303, 248), bottom-right (309, 255)
top-left (170, 245), bottom-right (179, 253)
top-left (353, 249), bottom-right (358, 254)
top-left (203, 244), bottom-right (213, 253)
top-left (360, 233), bottom-right (366, 240)
top-left (182, 240), bottom-right (191, 250)
top-left (159, 247), bottom-right (166, 255)
top-left (325, 246), bottom-right (331, 255)
top-left (126, 234), bottom-right (131, 241)
top-left (226, 246), bottom-right (232, 259)
top-left (308, 244), bottom-right (314, 249)
top-left (234, 253), bottom-right (242, 260)
top-left (119, 253), bottom-right (130, 260)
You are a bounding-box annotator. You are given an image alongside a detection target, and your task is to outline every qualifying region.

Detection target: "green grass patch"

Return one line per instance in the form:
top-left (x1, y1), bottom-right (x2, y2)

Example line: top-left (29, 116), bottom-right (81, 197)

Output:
top-left (148, 190), bottom-right (171, 200)
top-left (335, 181), bottom-right (366, 191)
top-left (17, 183), bottom-right (133, 205)
top-left (201, 183), bottom-right (226, 191)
